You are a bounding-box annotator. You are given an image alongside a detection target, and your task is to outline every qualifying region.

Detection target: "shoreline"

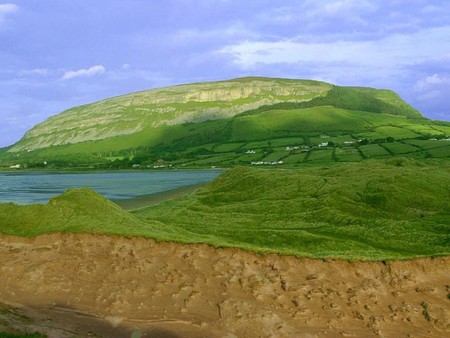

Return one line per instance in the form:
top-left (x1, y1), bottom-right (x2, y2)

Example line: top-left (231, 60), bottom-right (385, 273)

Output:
top-left (112, 183), bottom-right (203, 210)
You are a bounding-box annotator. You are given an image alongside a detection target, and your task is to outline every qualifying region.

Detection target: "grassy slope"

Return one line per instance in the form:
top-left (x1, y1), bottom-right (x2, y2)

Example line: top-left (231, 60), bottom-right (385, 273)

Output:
top-left (0, 188), bottom-right (171, 238)
top-left (3, 77), bottom-right (434, 168)
top-left (1, 159), bottom-right (448, 260)
top-left (2, 106), bottom-right (448, 169)
top-left (132, 159), bottom-right (450, 260)
top-left (9, 77), bottom-right (332, 152)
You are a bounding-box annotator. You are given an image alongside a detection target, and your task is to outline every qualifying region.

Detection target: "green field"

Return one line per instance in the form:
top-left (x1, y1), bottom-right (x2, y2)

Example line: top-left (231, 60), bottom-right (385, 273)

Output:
top-left (334, 147), bottom-right (363, 161)
top-left (2, 159), bottom-right (448, 261)
top-left (381, 142), bottom-right (423, 155)
top-left (404, 139), bottom-right (450, 150)
top-left (307, 148), bottom-right (334, 162)
top-left (282, 152), bottom-right (308, 164)
top-left (359, 144), bottom-right (392, 158)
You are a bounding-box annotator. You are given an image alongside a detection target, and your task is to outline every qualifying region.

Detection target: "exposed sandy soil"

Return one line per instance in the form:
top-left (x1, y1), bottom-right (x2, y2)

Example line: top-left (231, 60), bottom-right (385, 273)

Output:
top-left (0, 233), bottom-right (448, 338)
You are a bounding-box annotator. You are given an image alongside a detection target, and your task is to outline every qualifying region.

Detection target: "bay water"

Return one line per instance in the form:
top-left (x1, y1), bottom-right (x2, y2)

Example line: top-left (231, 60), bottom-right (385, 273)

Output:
top-left (0, 170), bottom-right (222, 204)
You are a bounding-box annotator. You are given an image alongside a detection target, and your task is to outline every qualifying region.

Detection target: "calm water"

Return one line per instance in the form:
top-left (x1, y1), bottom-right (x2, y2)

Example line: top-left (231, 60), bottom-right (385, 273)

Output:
top-left (0, 170), bottom-right (222, 204)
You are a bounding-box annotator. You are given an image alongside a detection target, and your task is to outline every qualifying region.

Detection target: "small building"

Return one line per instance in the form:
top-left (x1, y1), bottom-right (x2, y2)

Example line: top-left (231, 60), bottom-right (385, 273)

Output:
top-left (9, 164), bottom-right (21, 169)
top-left (285, 146), bottom-right (299, 151)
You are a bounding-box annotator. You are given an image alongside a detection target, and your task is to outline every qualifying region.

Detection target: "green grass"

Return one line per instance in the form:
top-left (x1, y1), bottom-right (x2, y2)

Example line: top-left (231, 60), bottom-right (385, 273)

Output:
top-left (307, 149), bottom-right (334, 162)
top-left (0, 188), bottom-right (169, 238)
top-left (426, 146), bottom-right (450, 158)
top-left (2, 159), bottom-right (447, 261)
top-left (2, 100), bottom-right (449, 170)
top-left (334, 147), bottom-right (364, 162)
top-left (260, 148), bottom-right (287, 162)
top-left (359, 144), bottom-right (392, 158)
top-left (131, 159), bottom-right (449, 260)
top-left (234, 152), bottom-right (263, 163)
top-left (213, 142), bottom-right (245, 153)
top-left (382, 142), bottom-right (423, 155)
top-left (374, 126), bottom-right (421, 139)
top-left (244, 140), bottom-right (271, 148)
top-left (3, 76), bottom-right (436, 170)
top-left (282, 152), bottom-right (308, 164)
top-left (267, 137), bottom-right (306, 147)
top-left (404, 139), bottom-right (450, 150)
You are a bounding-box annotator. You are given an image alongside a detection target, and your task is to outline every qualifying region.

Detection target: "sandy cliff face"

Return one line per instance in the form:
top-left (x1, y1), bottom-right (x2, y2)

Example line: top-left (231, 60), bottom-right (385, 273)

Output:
top-left (0, 233), bottom-right (448, 338)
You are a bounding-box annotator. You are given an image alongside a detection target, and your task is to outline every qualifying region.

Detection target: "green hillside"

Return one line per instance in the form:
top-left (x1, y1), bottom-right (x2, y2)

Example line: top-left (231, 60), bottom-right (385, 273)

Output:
top-left (3, 77), bottom-right (447, 170)
top-left (0, 188), bottom-right (168, 237)
top-left (133, 159), bottom-right (450, 260)
top-left (1, 159), bottom-right (448, 260)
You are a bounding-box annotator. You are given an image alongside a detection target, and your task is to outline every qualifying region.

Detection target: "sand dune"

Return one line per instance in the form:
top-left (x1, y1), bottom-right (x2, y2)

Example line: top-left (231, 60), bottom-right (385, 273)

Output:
top-left (0, 233), bottom-right (448, 337)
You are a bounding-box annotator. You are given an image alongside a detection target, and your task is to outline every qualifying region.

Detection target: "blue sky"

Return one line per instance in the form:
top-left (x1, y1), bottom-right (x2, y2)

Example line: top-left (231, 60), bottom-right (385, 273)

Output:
top-left (1, 0), bottom-right (450, 147)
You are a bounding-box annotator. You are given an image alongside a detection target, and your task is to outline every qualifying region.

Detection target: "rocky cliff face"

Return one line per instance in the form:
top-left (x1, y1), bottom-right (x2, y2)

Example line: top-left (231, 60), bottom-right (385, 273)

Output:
top-left (9, 78), bottom-right (331, 152)
top-left (1, 233), bottom-right (448, 337)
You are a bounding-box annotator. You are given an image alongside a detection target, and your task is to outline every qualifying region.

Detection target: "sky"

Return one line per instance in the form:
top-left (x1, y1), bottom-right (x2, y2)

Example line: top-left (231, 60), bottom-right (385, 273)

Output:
top-left (1, 0), bottom-right (450, 147)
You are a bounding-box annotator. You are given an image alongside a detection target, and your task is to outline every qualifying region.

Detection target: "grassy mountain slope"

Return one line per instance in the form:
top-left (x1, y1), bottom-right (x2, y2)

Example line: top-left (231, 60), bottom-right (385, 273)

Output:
top-left (9, 77), bottom-right (332, 152)
top-left (2, 105), bottom-right (448, 169)
top-left (2, 77), bottom-right (448, 169)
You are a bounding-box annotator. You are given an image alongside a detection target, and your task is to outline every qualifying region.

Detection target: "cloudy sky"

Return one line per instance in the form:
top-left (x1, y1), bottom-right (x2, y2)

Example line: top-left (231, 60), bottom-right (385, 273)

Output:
top-left (1, 0), bottom-right (450, 147)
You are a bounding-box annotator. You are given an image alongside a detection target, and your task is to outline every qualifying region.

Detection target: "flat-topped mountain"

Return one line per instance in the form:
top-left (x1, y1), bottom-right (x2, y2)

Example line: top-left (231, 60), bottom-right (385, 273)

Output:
top-left (1, 77), bottom-right (449, 169)
top-left (10, 77), bottom-right (332, 152)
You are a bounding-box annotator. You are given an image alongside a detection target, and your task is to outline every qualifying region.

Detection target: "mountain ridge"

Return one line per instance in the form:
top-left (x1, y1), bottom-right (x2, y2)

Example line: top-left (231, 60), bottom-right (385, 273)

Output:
top-left (2, 76), bottom-right (449, 169)
top-left (9, 77), bottom-right (420, 152)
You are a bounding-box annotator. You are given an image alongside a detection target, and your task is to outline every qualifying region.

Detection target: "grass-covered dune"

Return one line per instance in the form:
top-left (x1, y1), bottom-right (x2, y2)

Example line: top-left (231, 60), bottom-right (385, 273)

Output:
top-left (0, 188), bottom-right (169, 238)
top-left (134, 158), bottom-right (450, 260)
top-left (1, 159), bottom-right (449, 260)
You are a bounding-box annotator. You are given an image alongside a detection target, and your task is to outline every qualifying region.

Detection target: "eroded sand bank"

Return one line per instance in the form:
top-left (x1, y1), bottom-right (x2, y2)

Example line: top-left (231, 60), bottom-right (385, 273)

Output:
top-left (0, 233), bottom-right (448, 337)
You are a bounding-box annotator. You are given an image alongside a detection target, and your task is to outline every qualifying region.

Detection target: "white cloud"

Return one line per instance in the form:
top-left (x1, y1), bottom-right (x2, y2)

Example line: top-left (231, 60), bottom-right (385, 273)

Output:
top-left (414, 74), bottom-right (450, 91)
top-left (257, 7), bottom-right (294, 24)
top-left (303, 0), bottom-right (378, 23)
top-left (61, 65), bottom-right (106, 80)
top-left (121, 63), bottom-right (131, 70)
top-left (218, 26), bottom-right (450, 77)
top-left (320, 0), bottom-right (376, 16)
top-left (0, 3), bottom-right (19, 17)
top-left (18, 68), bottom-right (48, 76)
top-left (414, 74), bottom-right (450, 101)
top-left (170, 23), bottom-right (258, 45)
top-left (0, 3), bottom-right (19, 27)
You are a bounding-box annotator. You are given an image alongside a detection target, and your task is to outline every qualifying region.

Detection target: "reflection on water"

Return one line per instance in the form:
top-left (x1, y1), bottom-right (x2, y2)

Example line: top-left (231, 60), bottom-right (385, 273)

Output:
top-left (0, 170), bottom-right (222, 204)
